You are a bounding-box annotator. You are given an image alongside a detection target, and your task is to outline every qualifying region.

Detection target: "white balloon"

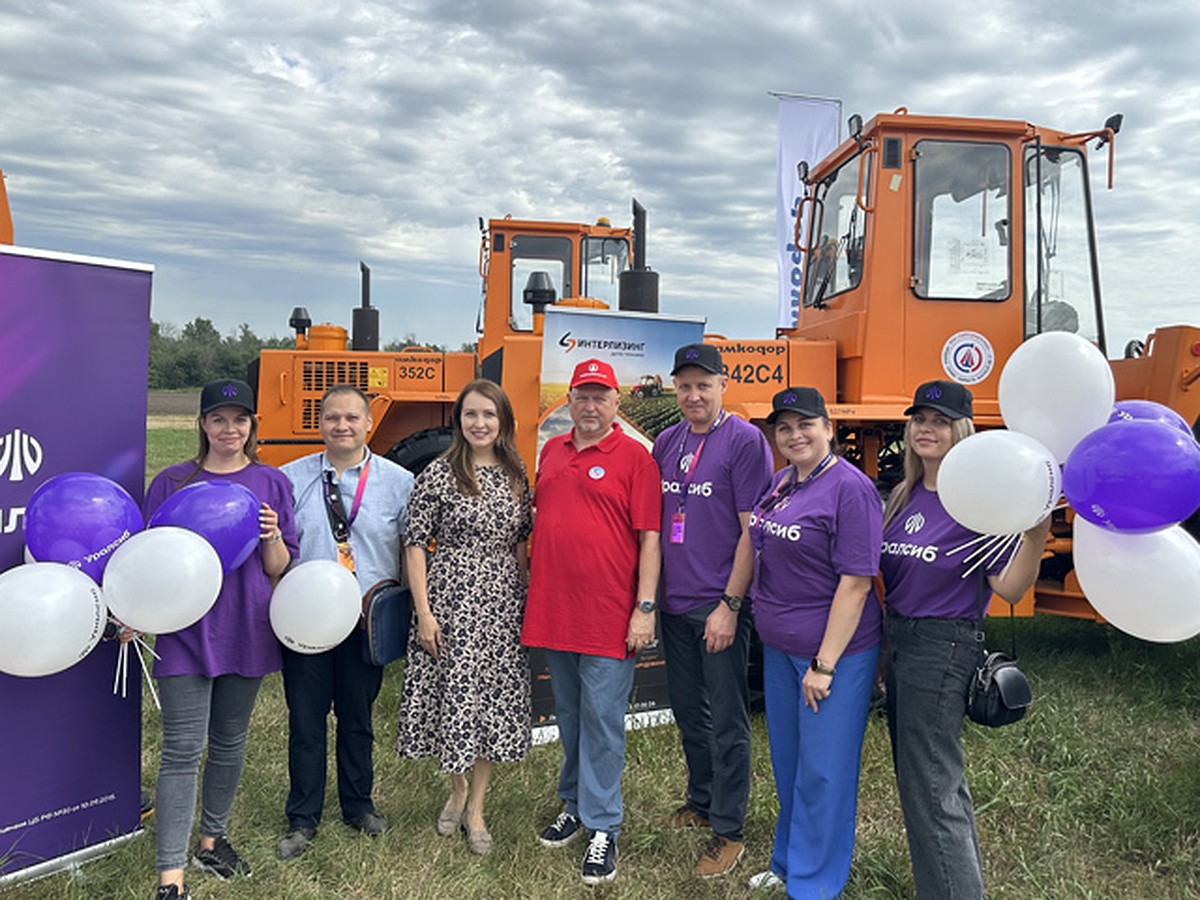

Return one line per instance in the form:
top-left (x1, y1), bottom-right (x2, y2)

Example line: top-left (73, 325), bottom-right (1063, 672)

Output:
top-left (998, 332), bottom-right (1115, 462)
top-left (270, 560), bottom-right (361, 654)
top-left (103, 527), bottom-right (223, 634)
top-left (0, 563), bottom-right (106, 677)
top-left (1073, 518), bottom-right (1200, 643)
top-left (938, 430), bottom-right (1062, 535)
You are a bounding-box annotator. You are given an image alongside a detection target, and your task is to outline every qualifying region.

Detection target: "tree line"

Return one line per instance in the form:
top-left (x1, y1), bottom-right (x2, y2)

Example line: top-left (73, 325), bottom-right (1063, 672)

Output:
top-left (149, 318), bottom-right (475, 389)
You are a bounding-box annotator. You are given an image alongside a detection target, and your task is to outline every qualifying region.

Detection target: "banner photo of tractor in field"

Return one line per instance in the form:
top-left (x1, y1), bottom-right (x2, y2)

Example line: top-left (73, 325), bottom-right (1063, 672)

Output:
top-left (536, 306), bottom-right (704, 452)
top-left (529, 307), bottom-right (704, 739)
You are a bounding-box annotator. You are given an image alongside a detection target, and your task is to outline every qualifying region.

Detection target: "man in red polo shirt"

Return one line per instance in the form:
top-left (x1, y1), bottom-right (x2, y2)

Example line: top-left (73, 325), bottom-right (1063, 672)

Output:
top-left (523, 358), bottom-right (662, 886)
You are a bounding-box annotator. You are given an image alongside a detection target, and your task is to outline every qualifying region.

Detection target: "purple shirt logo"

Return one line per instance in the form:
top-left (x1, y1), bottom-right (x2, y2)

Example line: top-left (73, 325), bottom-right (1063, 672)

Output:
top-left (904, 512), bottom-right (925, 535)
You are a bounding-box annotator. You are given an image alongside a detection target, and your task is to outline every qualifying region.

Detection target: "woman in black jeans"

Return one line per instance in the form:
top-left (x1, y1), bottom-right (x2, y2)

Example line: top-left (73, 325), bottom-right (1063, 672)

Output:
top-left (880, 380), bottom-right (1050, 899)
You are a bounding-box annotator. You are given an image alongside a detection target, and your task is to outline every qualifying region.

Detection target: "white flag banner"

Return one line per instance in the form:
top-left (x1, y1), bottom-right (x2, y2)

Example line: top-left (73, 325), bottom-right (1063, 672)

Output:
top-left (776, 95), bottom-right (841, 329)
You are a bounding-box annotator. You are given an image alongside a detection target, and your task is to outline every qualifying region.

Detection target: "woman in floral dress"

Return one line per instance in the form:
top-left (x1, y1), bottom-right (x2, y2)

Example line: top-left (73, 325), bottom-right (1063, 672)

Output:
top-left (398, 379), bottom-right (532, 855)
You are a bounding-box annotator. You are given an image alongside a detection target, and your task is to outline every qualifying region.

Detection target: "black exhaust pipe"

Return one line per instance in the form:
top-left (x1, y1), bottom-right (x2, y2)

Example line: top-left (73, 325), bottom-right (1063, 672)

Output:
top-left (619, 197), bottom-right (659, 313)
top-left (352, 260), bottom-right (380, 351)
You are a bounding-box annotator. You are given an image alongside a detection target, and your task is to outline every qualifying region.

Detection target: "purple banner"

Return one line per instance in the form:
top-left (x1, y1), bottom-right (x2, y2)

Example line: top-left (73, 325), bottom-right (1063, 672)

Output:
top-left (0, 246), bottom-right (151, 877)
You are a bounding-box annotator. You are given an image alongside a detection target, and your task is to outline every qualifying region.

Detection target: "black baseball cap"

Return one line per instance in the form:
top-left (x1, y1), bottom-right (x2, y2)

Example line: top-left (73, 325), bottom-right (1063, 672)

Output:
top-left (766, 386), bottom-right (828, 424)
top-left (200, 379), bottom-right (256, 415)
top-left (904, 380), bottom-right (973, 420)
top-left (670, 343), bottom-right (723, 376)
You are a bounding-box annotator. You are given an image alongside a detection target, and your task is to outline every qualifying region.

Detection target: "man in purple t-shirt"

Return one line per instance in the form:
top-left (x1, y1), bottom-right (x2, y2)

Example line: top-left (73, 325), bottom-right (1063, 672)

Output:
top-left (652, 343), bottom-right (772, 879)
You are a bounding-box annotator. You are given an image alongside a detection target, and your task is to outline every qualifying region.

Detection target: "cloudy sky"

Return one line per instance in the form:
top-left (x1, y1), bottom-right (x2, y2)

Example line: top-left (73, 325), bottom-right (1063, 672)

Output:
top-left (2, 0), bottom-right (1197, 354)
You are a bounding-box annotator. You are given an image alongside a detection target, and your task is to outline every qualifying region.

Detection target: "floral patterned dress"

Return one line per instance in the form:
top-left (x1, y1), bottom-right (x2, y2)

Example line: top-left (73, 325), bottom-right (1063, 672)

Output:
top-left (397, 458), bottom-right (533, 772)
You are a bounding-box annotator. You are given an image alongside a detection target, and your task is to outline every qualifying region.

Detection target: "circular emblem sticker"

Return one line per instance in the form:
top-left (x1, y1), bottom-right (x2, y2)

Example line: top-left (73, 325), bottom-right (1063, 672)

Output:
top-left (588, 466), bottom-right (606, 480)
top-left (940, 331), bottom-right (994, 385)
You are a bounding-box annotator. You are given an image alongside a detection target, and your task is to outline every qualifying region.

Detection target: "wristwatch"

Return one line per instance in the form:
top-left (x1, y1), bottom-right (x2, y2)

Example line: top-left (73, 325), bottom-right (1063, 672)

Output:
top-left (722, 594), bottom-right (743, 612)
top-left (810, 657), bottom-right (836, 676)
top-left (638, 599), bottom-right (658, 614)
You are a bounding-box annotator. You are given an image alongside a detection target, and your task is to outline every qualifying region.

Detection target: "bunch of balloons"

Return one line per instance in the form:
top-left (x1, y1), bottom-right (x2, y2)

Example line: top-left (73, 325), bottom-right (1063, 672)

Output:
top-left (939, 332), bottom-right (1200, 642)
top-left (0, 472), bottom-right (262, 678)
top-left (1061, 395), bottom-right (1200, 643)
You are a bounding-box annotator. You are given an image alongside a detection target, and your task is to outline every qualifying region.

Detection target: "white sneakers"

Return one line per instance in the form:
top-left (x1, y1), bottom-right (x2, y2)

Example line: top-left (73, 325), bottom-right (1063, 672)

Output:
top-left (748, 869), bottom-right (784, 890)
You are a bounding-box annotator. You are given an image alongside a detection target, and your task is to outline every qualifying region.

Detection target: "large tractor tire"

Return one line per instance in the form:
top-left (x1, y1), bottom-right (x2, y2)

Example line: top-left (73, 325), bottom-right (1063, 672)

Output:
top-left (385, 427), bottom-right (454, 476)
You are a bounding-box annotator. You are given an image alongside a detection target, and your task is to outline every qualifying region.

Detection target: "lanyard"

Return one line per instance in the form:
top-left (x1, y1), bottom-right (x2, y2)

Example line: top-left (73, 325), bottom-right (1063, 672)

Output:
top-left (676, 410), bottom-right (726, 511)
top-left (323, 453), bottom-right (371, 539)
top-left (751, 453), bottom-right (835, 552)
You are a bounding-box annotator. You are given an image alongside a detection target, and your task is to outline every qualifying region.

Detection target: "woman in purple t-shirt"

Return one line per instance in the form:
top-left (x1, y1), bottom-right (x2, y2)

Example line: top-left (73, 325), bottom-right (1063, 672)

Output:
top-left (880, 380), bottom-right (1050, 899)
top-left (142, 380), bottom-right (296, 900)
top-left (747, 387), bottom-right (882, 898)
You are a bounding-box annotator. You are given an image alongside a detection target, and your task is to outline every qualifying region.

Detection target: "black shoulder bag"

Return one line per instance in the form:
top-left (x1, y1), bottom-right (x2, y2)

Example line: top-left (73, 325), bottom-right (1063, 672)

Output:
top-left (966, 568), bottom-right (1032, 727)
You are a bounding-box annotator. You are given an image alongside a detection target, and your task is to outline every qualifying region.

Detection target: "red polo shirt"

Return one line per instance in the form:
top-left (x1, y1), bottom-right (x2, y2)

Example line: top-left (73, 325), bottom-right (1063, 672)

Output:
top-left (522, 423), bottom-right (662, 659)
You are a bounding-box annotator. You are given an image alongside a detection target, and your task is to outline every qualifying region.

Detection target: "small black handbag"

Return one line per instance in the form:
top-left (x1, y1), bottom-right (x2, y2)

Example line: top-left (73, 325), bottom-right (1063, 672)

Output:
top-left (966, 650), bottom-right (1032, 727)
top-left (966, 570), bottom-right (1032, 728)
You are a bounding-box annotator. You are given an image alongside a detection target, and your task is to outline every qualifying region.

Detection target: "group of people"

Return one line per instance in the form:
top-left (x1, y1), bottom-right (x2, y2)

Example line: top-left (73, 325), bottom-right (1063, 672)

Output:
top-left (143, 343), bottom-right (1051, 900)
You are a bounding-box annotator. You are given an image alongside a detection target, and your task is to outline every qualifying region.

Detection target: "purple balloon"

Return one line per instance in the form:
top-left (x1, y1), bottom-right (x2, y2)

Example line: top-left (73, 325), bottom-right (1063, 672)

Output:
top-left (149, 481), bottom-right (260, 573)
top-left (23, 472), bottom-right (144, 582)
top-left (1063, 420), bottom-right (1200, 533)
top-left (1108, 400), bottom-right (1193, 436)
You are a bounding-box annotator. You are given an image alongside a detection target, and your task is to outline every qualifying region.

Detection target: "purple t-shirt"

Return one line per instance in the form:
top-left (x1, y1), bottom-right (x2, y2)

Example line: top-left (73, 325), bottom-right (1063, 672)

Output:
top-left (143, 461), bottom-right (297, 679)
top-left (653, 413), bottom-right (772, 614)
top-left (749, 459), bottom-right (882, 658)
top-left (881, 483), bottom-right (1008, 620)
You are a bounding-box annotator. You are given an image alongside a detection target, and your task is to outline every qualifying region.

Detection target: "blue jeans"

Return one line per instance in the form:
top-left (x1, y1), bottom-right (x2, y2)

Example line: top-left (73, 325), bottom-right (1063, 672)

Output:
top-left (155, 674), bottom-right (262, 871)
top-left (282, 633), bottom-right (384, 829)
top-left (763, 643), bottom-right (878, 900)
top-left (885, 611), bottom-right (986, 899)
top-left (660, 603), bottom-right (752, 840)
top-left (544, 650), bottom-right (636, 836)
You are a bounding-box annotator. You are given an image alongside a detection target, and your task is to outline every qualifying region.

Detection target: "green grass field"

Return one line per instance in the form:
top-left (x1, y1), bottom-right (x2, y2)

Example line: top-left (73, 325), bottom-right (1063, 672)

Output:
top-left (6, 428), bottom-right (1199, 898)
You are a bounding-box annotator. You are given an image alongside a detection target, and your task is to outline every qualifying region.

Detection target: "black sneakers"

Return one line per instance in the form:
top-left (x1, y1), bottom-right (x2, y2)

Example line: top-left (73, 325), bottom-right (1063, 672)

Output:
top-left (191, 833), bottom-right (251, 879)
top-left (581, 830), bottom-right (617, 885)
top-left (538, 810), bottom-right (583, 847)
top-left (154, 884), bottom-right (191, 900)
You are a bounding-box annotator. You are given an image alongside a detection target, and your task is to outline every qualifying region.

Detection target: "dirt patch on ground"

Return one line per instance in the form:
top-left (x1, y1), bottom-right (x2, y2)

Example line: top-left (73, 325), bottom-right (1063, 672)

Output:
top-left (148, 390), bottom-right (200, 416)
top-left (148, 415), bottom-right (197, 430)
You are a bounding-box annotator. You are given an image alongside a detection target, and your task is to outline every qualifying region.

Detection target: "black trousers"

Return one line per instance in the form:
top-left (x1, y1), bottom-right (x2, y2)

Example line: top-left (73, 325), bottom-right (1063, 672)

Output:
top-left (282, 632), bottom-right (383, 829)
top-left (660, 602), bottom-right (753, 841)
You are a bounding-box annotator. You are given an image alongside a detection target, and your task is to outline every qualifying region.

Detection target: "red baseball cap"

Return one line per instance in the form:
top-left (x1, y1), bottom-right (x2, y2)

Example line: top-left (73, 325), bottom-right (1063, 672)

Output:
top-left (569, 358), bottom-right (619, 390)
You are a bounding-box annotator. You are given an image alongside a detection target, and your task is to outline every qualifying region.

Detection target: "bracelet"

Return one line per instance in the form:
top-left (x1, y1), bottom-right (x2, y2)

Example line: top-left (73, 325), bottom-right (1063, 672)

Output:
top-left (810, 657), bottom-right (836, 676)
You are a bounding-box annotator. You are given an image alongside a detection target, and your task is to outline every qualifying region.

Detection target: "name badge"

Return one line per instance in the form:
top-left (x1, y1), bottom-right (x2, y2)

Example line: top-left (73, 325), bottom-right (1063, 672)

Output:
top-left (670, 512), bottom-right (686, 544)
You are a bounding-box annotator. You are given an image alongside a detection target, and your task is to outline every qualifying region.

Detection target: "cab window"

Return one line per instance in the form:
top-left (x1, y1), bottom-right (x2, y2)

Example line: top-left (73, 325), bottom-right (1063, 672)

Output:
top-left (802, 155), bottom-right (868, 308)
top-left (912, 141), bottom-right (1011, 300)
top-left (1023, 145), bottom-right (1102, 344)
top-left (581, 236), bottom-right (628, 308)
top-left (509, 235), bottom-right (571, 331)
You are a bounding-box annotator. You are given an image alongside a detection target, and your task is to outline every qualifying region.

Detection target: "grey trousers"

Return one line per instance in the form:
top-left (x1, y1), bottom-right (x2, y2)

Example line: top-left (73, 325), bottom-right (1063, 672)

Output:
top-left (660, 602), bottom-right (752, 841)
top-left (155, 673), bottom-right (262, 871)
top-left (885, 611), bottom-right (986, 900)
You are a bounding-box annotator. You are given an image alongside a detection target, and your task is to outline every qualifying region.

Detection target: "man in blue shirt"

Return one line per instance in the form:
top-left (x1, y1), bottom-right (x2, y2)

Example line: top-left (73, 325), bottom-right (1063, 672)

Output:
top-left (276, 385), bottom-right (415, 860)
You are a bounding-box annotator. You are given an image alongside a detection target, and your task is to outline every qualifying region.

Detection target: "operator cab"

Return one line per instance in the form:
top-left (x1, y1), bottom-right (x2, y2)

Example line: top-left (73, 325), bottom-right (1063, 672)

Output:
top-left (506, 227), bottom-right (631, 332)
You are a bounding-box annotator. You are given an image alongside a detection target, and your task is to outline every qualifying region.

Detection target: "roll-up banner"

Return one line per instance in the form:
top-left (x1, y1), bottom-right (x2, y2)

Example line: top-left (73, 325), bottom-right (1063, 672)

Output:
top-left (531, 307), bottom-right (704, 742)
top-left (0, 245), bottom-right (152, 883)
